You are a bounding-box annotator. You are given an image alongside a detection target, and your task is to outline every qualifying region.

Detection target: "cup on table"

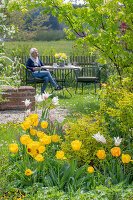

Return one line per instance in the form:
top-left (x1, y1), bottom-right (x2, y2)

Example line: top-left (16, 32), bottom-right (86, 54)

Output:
top-left (53, 63), bottom-right (57, 68)
top-left (67, 62), bottom-right (71, 67)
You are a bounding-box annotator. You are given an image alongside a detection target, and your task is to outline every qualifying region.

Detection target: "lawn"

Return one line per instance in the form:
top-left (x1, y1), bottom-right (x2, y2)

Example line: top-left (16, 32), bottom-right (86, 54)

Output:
top-left (5, 40), bottom-right (75, 57)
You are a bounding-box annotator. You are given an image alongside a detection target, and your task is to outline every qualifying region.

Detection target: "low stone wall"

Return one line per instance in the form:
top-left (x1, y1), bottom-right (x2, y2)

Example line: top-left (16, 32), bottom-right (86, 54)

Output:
top-left (0, 86), bottom-right (35, 111)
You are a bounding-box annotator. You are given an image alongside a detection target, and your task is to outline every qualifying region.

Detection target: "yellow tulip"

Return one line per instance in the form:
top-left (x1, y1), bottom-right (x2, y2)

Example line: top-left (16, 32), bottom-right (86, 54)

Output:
top-left (87, 166), bottom-right (94, 173)
top-left (56, 151), bottom-right (65, 159)
top-left (71, 140), bottom-right (82, 151)
top-left (20, 135), bottom-right (31, 145)
top-left (122, 154), bottom-right (131, 163)
top-left (9, 144), bottom-right (18, 153)
top-left (35, 154), bottom-right (44, 162)
top-left (41, 121), bottom-right (48, 129)
top-left (111, 147), bottom-right (121, 157)
top-left (96, 150), bottom-right (106, 159)
top-left (51, 134), bottom-right (60, 143)
top-left (25, 169), bottom-right (33, 176)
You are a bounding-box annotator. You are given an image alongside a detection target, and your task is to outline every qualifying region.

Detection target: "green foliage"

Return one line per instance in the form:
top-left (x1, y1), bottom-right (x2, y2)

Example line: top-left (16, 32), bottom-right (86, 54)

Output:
top-left (99, 76), bottom-right (133, 137)
top-left (5, 8), bottom-right (50, 41)
top-left (61, 115), bottom-right (111, 166)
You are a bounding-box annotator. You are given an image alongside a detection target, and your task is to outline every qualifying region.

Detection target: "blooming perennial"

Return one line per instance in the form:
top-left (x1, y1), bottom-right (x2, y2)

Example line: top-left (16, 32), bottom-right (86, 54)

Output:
top-left (41, 121), bottom-right (48, 129)
top-left (96, 150), bottom-right (106, 159)
top-left (42, 92), bottom-right (52, 100)
top-left (9, 144), bottom-right (18, 153)
top-left (20, 135), bottom-right (31, 145)
top-left (26, 109), bottom-right (31, 115)
top-left (35, 94), bottom-right (43, 103)
top-left (56, 151), bottom-right (65, 159)
top-left (92, 132), bottom-right (106, 144)
top-left (52, 96), bottom-right (59, 106)
top-left (22, 99), bottom-right (31, 107)
top-left (51, 134), bottom-right (60, 143)
top-left (35, 154), bottom-right (44, 162)
top-left (71, 140), bottom-right (82, 151)
top-left (87, 166), bottom-right (94, 173)
top-left (25, 169), bottom-right (33, 176)
top-left (114, 137), bottom-right (122, 146)
top-left (39, 135), bottom-right (51, 145)
top-left (30, 128), bottom-right (37, 136)
top-left (122, 154), bottom-right (131, 163)
top-left (111, 147), bottom-right (121, 157)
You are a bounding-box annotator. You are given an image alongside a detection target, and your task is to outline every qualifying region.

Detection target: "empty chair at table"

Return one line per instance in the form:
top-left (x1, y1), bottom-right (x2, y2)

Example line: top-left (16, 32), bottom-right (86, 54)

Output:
top-left (74, 66), bottom-right (101, 93)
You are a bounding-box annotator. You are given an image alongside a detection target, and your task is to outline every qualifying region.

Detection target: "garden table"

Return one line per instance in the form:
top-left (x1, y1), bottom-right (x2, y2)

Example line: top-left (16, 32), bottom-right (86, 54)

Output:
top-left (40, 65), bottom-right (82, 96)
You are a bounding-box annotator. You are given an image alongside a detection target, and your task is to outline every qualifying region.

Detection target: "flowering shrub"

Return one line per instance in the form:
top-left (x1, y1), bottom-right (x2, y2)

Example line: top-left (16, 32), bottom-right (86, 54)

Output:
top-left (99, 77), bottom-right (133, 138)
top-left (61, 115), bottom-right (112, 165)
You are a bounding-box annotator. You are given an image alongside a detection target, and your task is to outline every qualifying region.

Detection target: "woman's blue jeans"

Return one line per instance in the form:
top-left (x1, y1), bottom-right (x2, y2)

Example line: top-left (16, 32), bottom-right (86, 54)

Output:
top-left (33, 71), bottom-right (56, 93)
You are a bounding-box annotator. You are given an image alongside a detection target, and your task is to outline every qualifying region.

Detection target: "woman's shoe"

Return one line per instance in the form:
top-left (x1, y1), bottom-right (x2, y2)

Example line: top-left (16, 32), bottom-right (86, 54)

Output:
top-left (55, 85), bottom-right (63, 90)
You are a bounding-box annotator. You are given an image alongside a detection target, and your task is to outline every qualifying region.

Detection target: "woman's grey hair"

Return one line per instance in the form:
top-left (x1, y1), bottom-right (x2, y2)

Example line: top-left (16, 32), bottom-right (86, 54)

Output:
top-left (30, 48), bottom-right (38, 56)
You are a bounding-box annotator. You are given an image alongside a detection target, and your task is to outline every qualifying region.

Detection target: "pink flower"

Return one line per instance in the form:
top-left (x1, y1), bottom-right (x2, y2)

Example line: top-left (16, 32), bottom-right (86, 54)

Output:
top-left (26, 109), bottom-right (31, 115)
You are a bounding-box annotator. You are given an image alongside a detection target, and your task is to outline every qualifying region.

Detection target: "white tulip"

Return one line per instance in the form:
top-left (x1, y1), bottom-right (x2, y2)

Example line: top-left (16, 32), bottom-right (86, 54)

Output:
top-left (114, 137), bottom-right (122, 146)
top-left (42, 92), bottom-right (52, 100)
top-left (22, 99), bottom-right (31, 107)
top-left (92, 132), bottom-right (102, 142)
top-left (35, 94), bottom-right (43, 103)
top-left (92, 132), bottom-right (106, 144)
top-left (52, 96), bottom-right (59, 106)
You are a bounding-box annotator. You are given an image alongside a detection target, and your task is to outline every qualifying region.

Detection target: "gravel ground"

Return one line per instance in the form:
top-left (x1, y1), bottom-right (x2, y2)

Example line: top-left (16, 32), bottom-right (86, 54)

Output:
top-left (0, 107), bottom-right (68, 124)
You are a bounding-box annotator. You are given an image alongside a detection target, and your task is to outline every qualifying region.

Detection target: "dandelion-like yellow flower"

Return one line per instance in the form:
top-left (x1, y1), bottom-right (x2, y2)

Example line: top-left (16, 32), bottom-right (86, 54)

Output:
top-left (56, 151), bottom-right (65, 159)
top-left (20, 135), bottom-right (31, 145)
top-left (9, 144), bottom-right (18, 153)
top-left (87, 166), bottom-right (94, 173)
top-left (41, 121), bottom-right (48, 129)
top-left (111, 147), bottom-right (121, 157)
top-left (71, 140), bottom-right (82, 151)
top-left (25, 169), bottom-right (33, 176)
top-left (51, 134), bottom-right (60, 143)
top-left (122, 154), bottom-right (131, 163)
top-left (96, 150), bottom-right (106, 159)
top-left (35, 154), bottom-right (44, 162)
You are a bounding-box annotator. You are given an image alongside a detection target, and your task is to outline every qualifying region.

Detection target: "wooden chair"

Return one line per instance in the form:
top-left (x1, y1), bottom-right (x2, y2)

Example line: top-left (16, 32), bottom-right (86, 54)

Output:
top-left (74, 66), bottom-right (101, 93)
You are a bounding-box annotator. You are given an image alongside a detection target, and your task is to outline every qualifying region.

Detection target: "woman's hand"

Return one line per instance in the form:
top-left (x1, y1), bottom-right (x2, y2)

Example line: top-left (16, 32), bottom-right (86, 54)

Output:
top-left (33, 67), bottom-right (39, 71)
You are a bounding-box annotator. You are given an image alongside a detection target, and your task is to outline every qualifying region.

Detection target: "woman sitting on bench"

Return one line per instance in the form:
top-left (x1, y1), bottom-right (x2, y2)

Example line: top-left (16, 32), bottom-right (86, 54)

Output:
top-left (25, 48), bottom-right (62, 94)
